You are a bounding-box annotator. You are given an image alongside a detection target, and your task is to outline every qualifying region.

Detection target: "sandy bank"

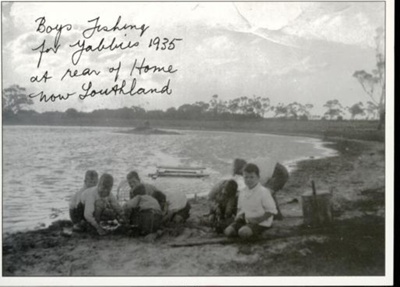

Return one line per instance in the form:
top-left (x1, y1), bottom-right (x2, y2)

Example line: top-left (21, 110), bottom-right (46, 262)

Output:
top-left (2, 138), bottom-right (386, 276)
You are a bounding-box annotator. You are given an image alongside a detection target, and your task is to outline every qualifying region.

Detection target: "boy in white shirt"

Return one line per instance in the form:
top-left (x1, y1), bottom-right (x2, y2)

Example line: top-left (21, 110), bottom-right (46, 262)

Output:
top-left (224, 163), bottom-right (277, 239)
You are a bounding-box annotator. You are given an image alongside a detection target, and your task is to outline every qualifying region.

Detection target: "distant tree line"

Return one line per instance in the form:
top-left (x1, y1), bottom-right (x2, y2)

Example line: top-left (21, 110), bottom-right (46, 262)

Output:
top-left (3, 85), bottom-right (381, 125)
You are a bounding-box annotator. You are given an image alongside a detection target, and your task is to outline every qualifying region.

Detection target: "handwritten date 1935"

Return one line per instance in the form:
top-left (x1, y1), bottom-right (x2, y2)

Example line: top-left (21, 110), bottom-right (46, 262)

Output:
top-left (148, 37), bottom-right (182, 51)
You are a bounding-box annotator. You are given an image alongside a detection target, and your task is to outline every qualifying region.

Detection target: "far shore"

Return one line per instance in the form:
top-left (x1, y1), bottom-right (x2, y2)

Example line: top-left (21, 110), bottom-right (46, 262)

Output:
top-left (3, 117), bottom-right (384, 143)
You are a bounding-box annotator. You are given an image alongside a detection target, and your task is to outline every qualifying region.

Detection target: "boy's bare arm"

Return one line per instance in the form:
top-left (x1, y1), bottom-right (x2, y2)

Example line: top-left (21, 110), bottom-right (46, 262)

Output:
top-left (83, 199), bottom-right (105, 234)
top-left (123, 197), bottom-right (140, 224)
top-left (234, 210), bottom-right (244, 221)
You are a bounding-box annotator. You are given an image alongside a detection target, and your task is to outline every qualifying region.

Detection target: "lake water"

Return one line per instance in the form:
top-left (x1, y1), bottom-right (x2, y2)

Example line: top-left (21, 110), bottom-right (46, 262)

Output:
top-left (2, 125), bottom-right (336, 233)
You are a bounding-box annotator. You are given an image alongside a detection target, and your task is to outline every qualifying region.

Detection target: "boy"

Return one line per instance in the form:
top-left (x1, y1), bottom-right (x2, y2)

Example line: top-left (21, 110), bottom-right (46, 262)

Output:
top-left (69, 170), bottom-right (98, 228)
top-left (162, 189), bottom-right (191, 224)
top-left (123, 184), bottom-right (163, 235)
top-left (224, 163), bottom-right (277, 239)
top-left (79, 173), bottom-right (126, 235)
top-left (125, 171), bottom-right (167, 209)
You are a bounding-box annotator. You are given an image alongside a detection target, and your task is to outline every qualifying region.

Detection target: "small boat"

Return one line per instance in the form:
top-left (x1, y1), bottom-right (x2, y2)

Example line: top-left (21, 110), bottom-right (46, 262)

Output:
top-left (148, 166), bottom-right (209, 179)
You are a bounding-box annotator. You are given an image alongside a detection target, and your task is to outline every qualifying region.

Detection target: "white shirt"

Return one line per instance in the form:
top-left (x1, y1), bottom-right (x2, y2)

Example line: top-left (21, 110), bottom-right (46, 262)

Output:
top-left (163, 189), bottom-right (187, 213)
top-left (237, 183), bottom-right (277, 227)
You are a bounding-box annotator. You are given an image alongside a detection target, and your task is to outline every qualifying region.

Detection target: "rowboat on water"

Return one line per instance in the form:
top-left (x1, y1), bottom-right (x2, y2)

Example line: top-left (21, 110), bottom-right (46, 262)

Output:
top-left (148, 166), bottom-right (210, 179)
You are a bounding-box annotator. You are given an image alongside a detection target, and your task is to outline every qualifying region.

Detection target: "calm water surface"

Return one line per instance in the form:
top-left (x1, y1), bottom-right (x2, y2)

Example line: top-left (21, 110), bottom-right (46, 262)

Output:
top-left (2, 125), bottom-right (336, 233)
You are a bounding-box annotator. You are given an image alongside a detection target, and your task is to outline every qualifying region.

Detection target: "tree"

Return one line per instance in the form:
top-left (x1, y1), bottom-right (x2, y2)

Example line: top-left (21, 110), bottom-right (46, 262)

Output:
top-left (65, 108), bottom-right (79, 117)
top-left (229, 96), bottom-right (254, 116)
top-left (237, 97), bottom-right (250, 115)
top-left (365, 101), bottom-right (379, 120)
top-left (271, 102), bottom-right (313, 119)
top-left (193, 101), bottom-right (210, 114)
top-left (247, 95), bottom-right (271, 117)
top-left (259, 97), bottom-right (272, 117)
top-left (209, 94), bottom-right (220, 116)
top-left (323, 99), bottom-right (345, 120)
top-left (273, 103), bottom-right (288, 118)
top-left (285, 102), bottom-right (314, 119)
top-left (227, 98), bottom-right (240, 115)
top-left (353, 27), bottom-right (385, 129)
top-left (348, 102), bottom-right (365, 119)
top-left (2, 85), bottom-right (33, 115)
top-left (165, 107), bottom-right (177, 119)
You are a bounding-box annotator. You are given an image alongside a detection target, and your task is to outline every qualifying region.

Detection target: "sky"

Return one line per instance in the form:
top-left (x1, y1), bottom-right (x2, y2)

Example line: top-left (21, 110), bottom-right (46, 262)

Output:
top-left (1, 2), bottom-right (385, 115)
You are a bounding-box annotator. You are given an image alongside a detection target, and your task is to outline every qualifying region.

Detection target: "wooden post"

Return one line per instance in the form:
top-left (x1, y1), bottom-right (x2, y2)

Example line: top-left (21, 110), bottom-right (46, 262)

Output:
top-left (301, 181), bottom-right (333, 227)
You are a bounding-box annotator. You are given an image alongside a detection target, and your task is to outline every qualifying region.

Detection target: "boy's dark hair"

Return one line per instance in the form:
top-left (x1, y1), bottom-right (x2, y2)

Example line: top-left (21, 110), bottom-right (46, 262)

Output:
top-left (127, 171), bottom-right (140, 181)
top-left (243, 163), bottom-right (260, 177)
top-left (85, 170), bottom-right (98, 179)
top-left (131, 184), bottom-right (146, 198)
top-left (224, 180), bottom-right (238, 198)
top-left (100, 173), bottom-right (114, 189)
top-left (233, 158), bottom-right (247, 175)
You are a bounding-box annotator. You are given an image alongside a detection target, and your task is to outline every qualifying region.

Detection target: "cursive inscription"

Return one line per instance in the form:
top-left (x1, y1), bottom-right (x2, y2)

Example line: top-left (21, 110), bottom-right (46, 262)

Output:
top-left (29, 15), bottom-right (182, 103)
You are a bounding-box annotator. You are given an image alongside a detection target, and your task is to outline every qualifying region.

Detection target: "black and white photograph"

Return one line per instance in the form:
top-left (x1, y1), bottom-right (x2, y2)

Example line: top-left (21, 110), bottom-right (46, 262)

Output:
top-left (1, 1), bottom-right (393, 285)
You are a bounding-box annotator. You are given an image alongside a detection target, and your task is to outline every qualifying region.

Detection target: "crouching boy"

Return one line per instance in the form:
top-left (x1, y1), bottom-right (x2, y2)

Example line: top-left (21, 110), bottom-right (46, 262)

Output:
top-left (162, 189), bottom-right (191, 224)
top-left (123, 184), bottom-right (163, 235)
top-left (79, 173), bottom-right (126, 235)
top-left (224, 163), bottom-right (277, 239)
top-left (126, 171), bottom-right (167, 209)
top-left (69, 170), bottom-right (98, 228)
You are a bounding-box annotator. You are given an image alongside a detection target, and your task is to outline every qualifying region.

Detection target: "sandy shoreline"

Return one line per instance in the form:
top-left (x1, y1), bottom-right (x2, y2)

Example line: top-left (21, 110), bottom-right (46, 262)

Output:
top-left (2, 136), bottom-right (386, 276)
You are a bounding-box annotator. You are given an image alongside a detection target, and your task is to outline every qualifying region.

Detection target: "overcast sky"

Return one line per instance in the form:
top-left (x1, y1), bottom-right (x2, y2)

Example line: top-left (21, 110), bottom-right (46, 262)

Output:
top-left (2, 2), bottom-right (385, 115)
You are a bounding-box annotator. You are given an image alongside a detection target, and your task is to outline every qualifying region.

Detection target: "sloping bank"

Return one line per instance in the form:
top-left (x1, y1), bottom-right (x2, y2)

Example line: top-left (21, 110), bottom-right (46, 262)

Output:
top-left (2, 137), bottom-right (385, 276)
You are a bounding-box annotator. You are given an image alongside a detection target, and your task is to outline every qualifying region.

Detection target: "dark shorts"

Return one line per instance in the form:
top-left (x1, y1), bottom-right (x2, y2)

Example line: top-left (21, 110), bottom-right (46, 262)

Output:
top-left (130, 209), bottom-right (163, 235)
top-left (229, 218), bottom-right (270, 237)
top-left (212, 216), bottom-right (235, 234)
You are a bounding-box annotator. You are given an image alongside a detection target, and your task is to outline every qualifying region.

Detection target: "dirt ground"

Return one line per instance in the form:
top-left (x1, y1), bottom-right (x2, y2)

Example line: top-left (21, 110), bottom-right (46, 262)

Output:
top-left (2, 138), bottom-right (386, 276)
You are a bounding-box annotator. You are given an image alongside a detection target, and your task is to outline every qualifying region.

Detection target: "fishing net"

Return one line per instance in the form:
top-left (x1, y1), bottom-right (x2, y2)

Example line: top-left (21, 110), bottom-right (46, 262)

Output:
top-left (116, 180), bottom-right (131, 204)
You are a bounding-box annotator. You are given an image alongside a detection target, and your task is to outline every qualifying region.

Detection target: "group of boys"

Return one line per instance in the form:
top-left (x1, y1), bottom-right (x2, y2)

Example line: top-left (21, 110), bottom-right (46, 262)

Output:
top-left (208, 159), bottom-right (279, 239)
top-left (69, 170), bottom-right (190, 236)
top-left (70, 160), bottom-right (282, 240)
